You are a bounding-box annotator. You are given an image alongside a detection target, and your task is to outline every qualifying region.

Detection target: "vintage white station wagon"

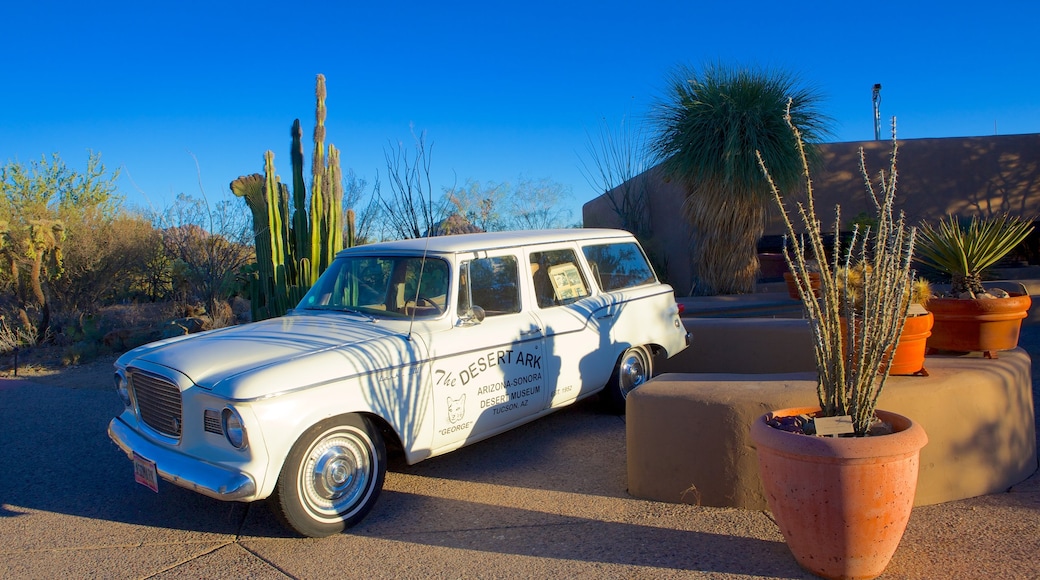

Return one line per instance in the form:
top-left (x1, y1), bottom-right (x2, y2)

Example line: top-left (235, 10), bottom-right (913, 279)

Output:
top-left (108, 229), bottom-right (690, 537)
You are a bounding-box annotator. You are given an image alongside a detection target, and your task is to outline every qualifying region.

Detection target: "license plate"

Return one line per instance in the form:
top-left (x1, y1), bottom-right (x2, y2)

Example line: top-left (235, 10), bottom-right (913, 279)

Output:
top-left (133, 452), bottom-right (159, 493)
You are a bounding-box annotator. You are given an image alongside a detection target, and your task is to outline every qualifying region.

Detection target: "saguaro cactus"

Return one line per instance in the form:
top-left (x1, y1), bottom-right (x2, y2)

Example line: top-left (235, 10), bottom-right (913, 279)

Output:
top-left (231, 74), bottom-right (349, 321)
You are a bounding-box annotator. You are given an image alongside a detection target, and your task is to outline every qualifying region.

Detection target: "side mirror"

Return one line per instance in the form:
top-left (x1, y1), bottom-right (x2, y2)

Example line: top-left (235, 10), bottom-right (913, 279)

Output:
top-left (459, 305), bottom-right (486, 326)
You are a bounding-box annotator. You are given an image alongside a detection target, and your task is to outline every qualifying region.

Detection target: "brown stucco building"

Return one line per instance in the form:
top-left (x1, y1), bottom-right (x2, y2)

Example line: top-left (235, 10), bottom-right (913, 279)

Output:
top-left (582, 133), bottom-right (1040, 295)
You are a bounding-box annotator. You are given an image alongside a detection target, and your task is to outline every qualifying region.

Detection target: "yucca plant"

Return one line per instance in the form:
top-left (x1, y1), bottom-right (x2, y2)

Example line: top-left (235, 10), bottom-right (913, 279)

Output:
top-left (916, 214), bottom-right (1034, 297)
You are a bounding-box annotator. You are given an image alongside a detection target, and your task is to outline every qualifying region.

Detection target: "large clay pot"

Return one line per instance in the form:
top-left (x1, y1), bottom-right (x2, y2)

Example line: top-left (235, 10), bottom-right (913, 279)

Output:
top-left (889, 311), bottom-right (933, 376)
top-left (751, 407), bottom-right (928, 580)
top-left (926, 293), bottom-right (1031, 356)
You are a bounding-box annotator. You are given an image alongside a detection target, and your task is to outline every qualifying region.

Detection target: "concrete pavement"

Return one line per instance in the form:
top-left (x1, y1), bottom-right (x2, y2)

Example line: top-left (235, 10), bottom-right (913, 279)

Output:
top-left (1, 318), bottom-right (1039, 578)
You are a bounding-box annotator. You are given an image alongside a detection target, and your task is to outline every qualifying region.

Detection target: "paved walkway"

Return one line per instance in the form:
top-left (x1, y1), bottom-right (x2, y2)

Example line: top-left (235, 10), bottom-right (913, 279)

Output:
top-left (1, 305), bottom-right (1038, 578)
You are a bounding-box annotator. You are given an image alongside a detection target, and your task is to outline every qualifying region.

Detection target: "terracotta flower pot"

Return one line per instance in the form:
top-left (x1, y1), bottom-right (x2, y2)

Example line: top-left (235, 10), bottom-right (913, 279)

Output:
top-left (783, 271), bottom-right (820, 300)
top-left (751, 407), bottom-right (928, 580)
top-left (926, 293), bottom-right (1031, 357)
top-left (889, 311), bottom-right (933, 376)
top-left (838, 311), bottom-right (932, 376)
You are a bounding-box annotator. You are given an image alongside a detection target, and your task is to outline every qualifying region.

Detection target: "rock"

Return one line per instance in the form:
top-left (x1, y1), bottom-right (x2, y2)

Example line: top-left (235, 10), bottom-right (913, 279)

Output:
top-left (868, 418), bottom-right (895, 436)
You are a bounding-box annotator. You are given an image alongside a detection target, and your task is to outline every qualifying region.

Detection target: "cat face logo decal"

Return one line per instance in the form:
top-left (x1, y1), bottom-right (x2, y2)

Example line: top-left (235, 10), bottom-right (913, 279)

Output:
top-left (447, 394), bottom-right (466, 424)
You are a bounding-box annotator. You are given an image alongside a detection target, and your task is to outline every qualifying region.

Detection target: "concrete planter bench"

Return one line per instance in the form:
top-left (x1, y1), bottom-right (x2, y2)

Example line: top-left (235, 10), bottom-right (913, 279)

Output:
top-left (628, 317), bottom-right (1038, 509)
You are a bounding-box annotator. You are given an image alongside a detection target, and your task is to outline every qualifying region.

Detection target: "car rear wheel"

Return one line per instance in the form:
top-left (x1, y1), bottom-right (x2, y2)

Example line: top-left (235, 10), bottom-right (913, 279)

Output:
top-left (601, 346), bottom-right (652, 414)
top-left (273, 414), bottom-right (386, 537)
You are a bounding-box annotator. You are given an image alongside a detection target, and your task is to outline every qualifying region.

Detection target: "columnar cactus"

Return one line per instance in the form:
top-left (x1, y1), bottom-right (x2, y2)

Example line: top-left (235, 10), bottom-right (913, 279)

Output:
top-left (345, 208), bottom-right (356, 249)
top-left (231, 74), bottom-right (350, 321)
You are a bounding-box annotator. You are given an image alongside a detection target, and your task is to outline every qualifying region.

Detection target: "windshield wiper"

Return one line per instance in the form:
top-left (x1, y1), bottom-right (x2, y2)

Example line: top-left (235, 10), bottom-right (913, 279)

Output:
top-left (301, 306), bottom-right (376, 321)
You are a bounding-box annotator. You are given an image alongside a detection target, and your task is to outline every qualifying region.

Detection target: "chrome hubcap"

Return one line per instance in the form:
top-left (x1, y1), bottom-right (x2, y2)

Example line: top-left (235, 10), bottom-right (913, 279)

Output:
top-left (302, 431), bottom-right (371, 518)
top-left (619, 350), bottom-right (648, 396)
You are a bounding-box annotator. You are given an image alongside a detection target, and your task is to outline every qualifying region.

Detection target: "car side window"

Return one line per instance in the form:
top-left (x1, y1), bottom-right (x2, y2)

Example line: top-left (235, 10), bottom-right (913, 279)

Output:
top-left (581, 242), bottom-right (656, 291)
top-left (458, 256), bottom-right (520, 317)
top-left (530, 249), bottom-right (589, 308)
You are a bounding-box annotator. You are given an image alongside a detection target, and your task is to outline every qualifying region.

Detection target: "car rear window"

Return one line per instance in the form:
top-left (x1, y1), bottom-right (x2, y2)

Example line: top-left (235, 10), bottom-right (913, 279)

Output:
top-left (582, 242), bottom-right (656, 291)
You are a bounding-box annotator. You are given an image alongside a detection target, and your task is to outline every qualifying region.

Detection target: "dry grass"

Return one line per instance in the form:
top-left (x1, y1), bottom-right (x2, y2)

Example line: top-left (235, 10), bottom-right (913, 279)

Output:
top-left (1, 299), bottom-right (244, 377)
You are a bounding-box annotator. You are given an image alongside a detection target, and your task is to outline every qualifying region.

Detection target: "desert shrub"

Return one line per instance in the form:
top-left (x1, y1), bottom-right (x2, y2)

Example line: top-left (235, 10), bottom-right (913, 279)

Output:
top-left (53, 211), bottom-right (168, 311)
top-left (154, 194), bottom-right (254, 318)
top-left (0, 315), bottom-right (38, 354)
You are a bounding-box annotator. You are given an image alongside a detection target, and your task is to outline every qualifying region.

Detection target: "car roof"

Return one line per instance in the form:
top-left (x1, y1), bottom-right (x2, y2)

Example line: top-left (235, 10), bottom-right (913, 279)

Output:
top-left (338, 228), bottom-right (636, 257)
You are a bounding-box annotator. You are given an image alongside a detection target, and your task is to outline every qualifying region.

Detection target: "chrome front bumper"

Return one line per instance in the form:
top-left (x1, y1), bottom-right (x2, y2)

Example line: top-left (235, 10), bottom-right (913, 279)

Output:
top-left (108, 417), bottom-right (257, 501)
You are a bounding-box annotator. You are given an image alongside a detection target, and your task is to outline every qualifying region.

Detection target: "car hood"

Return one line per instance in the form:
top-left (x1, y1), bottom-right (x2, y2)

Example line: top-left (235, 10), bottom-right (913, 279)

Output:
top-left (122, 313), bottom-right (411, 390)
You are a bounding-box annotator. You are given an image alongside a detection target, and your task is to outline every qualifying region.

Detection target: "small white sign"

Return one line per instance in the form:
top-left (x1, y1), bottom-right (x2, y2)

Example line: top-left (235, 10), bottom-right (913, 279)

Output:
top-left (814, 415), bottom-right (855, 436)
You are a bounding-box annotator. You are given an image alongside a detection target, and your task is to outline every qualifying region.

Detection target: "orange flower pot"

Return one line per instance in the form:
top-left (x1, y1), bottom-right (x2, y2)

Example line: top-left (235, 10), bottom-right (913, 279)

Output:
top-left (838, 311), bottom-right (932, 376)
top-left (926, 293), bottom-right (1031, 356)
top-left (751, 407), bottom-right (928, 580)
top-left (888, 311), bottom-right (933, 376)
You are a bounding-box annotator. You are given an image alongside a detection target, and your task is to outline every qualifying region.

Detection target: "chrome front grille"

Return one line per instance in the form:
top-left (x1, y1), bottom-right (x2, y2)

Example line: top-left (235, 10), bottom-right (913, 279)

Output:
top-left (130, 370), bottom-right (183, 438)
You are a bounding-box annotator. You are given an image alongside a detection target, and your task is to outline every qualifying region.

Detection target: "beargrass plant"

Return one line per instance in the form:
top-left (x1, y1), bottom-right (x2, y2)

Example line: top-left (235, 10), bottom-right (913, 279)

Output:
top-left (650, 63), bottom-right (831, 295)
top-left (758, 115), bottom-right (916, 436)
top-left (915, 214), bottom-right (1034, 297)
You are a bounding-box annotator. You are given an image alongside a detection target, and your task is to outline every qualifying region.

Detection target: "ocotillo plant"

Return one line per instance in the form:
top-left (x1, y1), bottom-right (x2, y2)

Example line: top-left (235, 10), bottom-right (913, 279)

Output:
top-left (231, 74), bottom-right (348, 321)
top-left (762, 115), bottom-right (916, 436)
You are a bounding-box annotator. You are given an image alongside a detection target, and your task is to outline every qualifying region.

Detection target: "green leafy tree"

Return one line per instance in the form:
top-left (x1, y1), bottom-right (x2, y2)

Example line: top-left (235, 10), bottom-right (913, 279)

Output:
top-left (0, 152), bottom-right (120, 340)
top-left (651, 63), bottom-right (831, 295)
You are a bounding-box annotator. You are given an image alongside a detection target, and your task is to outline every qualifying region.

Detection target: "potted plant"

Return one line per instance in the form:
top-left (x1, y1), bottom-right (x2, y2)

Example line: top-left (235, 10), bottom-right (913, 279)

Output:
top-left (919, 215), bottom-right (1031, 359)
top-left (891, 279), bottom-right (933, 375)
top-left (752, 118), bottom-right (928, 580)
top-left (839, 263), bottom-right (934, 376)
top-left (915, 214), bottom-right (1034, 358)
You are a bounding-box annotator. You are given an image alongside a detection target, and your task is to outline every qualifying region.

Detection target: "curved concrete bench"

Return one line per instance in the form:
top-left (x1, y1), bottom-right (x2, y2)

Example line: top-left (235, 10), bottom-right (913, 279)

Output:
top-left (657, 317), bottom-right (815, 375)
top-left (630, 324), bottom-right (1038, 509)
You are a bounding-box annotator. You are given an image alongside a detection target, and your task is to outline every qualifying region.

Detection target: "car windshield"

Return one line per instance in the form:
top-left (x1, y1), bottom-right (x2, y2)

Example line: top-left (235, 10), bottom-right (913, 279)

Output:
top-left (297, 255), bottom-right (451, 319)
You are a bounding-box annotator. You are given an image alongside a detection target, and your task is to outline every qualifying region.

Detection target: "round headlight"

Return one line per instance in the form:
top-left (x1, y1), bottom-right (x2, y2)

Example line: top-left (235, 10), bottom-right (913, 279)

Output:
top-left (221, 407), bottom-right (248, 449)
top-left (114, 370), bottom-right (131, 407)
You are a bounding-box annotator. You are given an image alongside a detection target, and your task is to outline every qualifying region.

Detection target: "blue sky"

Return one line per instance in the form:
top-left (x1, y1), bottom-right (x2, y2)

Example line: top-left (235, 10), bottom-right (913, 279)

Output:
top-left (2, 1), bottom-right (1038, 223)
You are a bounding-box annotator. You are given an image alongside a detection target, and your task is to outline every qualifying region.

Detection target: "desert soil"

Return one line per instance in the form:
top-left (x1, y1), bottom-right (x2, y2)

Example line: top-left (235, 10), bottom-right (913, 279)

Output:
top-left (1, 347), bottom-right (118, 391)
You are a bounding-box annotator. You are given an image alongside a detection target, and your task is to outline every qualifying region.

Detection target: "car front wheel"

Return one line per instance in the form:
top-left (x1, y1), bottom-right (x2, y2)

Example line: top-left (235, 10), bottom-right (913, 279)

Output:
top-left (273, 414), bottom-right (387, 537)
top-left (601, 345), bottom-right (652, 414)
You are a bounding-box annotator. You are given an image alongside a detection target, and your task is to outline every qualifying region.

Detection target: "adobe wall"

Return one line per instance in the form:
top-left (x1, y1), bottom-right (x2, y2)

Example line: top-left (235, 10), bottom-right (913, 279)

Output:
top-left (584, 133), bottom-right (1040, 296)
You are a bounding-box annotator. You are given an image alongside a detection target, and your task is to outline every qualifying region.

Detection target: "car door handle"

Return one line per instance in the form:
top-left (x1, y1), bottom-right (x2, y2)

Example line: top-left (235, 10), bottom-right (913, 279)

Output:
top-left (596, 312), bottom-right (615, 320)
top-left (520, 328), bottom-right (542, 336)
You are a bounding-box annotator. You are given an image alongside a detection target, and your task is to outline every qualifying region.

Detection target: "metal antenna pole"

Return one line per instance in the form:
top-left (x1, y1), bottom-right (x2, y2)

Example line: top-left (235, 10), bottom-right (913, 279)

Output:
top-left (872, 83), bottom-right (882, 141)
